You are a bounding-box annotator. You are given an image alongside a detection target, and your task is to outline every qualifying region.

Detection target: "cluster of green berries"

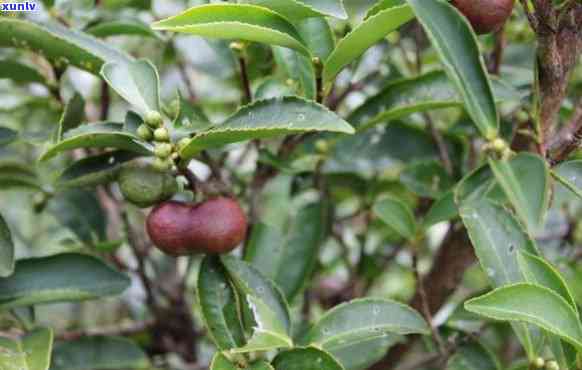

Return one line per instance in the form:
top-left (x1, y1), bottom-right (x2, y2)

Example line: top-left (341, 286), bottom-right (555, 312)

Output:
top-left (137, 111), bottom-right (190, 172)
top-left (532, 358), bottom-right (560, 370)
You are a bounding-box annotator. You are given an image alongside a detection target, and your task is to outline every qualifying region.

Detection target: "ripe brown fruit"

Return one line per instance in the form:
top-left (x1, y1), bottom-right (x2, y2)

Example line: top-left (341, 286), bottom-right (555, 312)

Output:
top-left (146, 197), bottom-right (247, 256)
top-left (451, 0), bottom-right (515, 34)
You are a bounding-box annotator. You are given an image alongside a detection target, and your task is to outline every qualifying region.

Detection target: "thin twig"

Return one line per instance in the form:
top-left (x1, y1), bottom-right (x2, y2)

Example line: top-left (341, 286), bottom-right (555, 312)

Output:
top-left (519, 0), bottom-right (539, 31)
top-left (424, 113), bottom-right (454, 176)
top-left (238, 56), bottom-right (252, 104)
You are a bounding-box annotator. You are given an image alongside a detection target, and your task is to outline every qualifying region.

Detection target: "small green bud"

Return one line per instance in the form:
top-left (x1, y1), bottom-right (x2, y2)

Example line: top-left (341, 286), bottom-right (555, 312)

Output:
top-left (545, 360), bottom-right (559, 370)
top-left (491, 138), bottom-right (507, 153)
top-left (144, 110), bottom-right (163, 128)
top-left (154, 142), bottom-right (173, 159)
top-left (177, 137), bottom-right (190, 152)
top-left (532, 357), bottom-right (545, 369)
top-left (152, 157), bottom-right (173, 172)
top-left (314, 139), bottom-right (329, 154)
top-left (516, 110), bottom-right (529, 122)
top-left (154, 127), bottom-right (170, 142)
top-left (137, 124), bottom-right (153, 141)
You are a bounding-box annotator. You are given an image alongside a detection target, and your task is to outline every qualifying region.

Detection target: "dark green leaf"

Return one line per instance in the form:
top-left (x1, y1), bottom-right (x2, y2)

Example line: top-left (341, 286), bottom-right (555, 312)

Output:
top-left (373, 196), bottom-right (417, 240)
top-left (0, 253), bottom-right (130, 309)
top-left (86, 20), bottom-right (161, 39)
top-left (241, 0), bottom-right (347, 20)
top-left (0, 212), bottom-right (15, 278)
top-left (0, 127), bottom-right (17, 147)
top-left (400, 160), bottom-right (454, 199)
top-left (0, 60), bottom-right (47, 84)
top-left (55, 93), bottom-right (85, 142)
top-left (0, 162), bottom-right (41, 190)
top-left (446, 341), bottom-right (500, 370)
top-left (272, 347), bottom-right (344, 370)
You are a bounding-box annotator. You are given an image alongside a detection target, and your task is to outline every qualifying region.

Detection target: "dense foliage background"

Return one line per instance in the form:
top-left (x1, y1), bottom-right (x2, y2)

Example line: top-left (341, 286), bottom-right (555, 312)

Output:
top-left (0, 0), bottom-right (581, 369)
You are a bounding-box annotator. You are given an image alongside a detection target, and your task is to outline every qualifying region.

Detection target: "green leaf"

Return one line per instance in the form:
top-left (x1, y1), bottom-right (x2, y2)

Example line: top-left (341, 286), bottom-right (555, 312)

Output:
top-left (373, 196), bottom-right (417, 240)
top-left (0, 327), bottom-right (53, 370)
top-left (246, 202), bottom-right (327, 302)
top-left (198, 256), bottom-right (246, 351)
top-left (459, 199), bottom-right (538, 288)
top-left (552, 160), bottom-right (582, 202)
top-left (171, 93), bottom-right (212, 133)
top-left (407, 0), bottom-right (498, 139)
top-left (86, 20), bottom-right (161, 39)
top-left (489, 153), bottom-right (550, 234)
top-left (400, 160), bottom-right (454, 199)
top-left (0, 60), bottom-right (47, 84)
top-left (101, 59), bottom-right (161, 113)
top-left (0, 212), bottom-right (14, 278)
top-left (465, 283), bottom-right (582, 351)
top-left (179, 97), bottom-right (354, 159)
top-left (0, 162), bottom-right (41, 190)
top-left (50, 336), bottom-right (150, 370)
top-left (272, 347), bottom-right (344, 370)
top-left (251, 361), bottom-right (275, 370)
top-left (48, 190), bottom-right (106, 245)
top-left (0, 19), bottom-right (132, 75)
top-left (296, 17), bottom-right (335, 62)
top-left (517, 251), bottom-right (578, 314)
top-left (349, 71), bottom-right (518, 130)
top-left (40, 123), bottom-right (152, 161)
top-left (273, 47), bottom-right (316, 99)
top-left (323, 4), bottom-right (414, 83)
top-left (423, 190), bottom-right (457, 228)
top-left (152, 4), bottom-right (310, 56)
top-left (57, 151), bottom-right (140, 189)
top-left (220, 257), bottom-right (293, 352)
top-left (328, 335), bottom-right (401, 370)
top-left (0, 253), bottom-right (130, 310)
top-left (0, 127), bottom-right (17, 147)
top-left (210, 353), bottom-right (237, 370)
top-left (241, 0), bottom-right (347, 20)
top-left (446, 341), bottom-right (500, 370)
top-left (55, 93), bottom-right (85, 142)
top-left (301, 298), bottom-right (428, 353)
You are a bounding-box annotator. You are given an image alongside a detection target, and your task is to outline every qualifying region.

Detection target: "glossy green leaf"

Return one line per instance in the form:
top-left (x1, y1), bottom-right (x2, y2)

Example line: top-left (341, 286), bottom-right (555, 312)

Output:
top-left (40, 123), bottom-right (152, 161)
top-left (0, 253), bottom-right (130, 309)
top-left (423, 190), bottom-right (457, 228)
top-left (349, 71), bottom-right (518, 130)
top-left (251, 361), bottom-right (275, 370)
top-left (0, 162), bottom-right (41, 190)
top-left (0, 327), bottom-right (53, 370)
top-left (465, 283), bottom-right (582, 351)
top-left (0, 60), bottom-right (46, 84)
top-left (459, 199), bottom-right (538, 288)
top-left (86, 20), bottom-right (160, 39)
top-left (152, 4), bottom-right (309, 56)
top-left (373, 196), bottom-right (417, 240)
top-left (323, 4), bottom-right (414, 83)
top-left (446, 341), bottom-right (500, 370)
top-left (48, 190), bottom-right (106, 245)
top-left (0, 212), bottom-right (14, 278)
top-left (328, 334), bottom-right (401, 370)
top-left (101, 59), bottom-right (161, 113)
top-left (0, 19), bottom-right (132, 75)
top-left (57, 151), bottom-right (140, 189)
top-left (241, 0), bottom-right (347, 20)
top-left (0, 127), bottom-right (17, 147)
top-left (272, 347), bottom-right (344, 370)
top-left (552, 160), bottom-right (582, 202)
top-left (179, 97), bottom-right (354, 159)
top-left (221, 256), bottom-right (291, 335)
top-left (489, 153), bottom-right (550, 234)
top-left (273, 46), bottom-right (315, 99)
top-left (101, 0), bottom-right (150, 10)
top-left (51, 336), bottom-right (149, 370)
top-left (302, 298), bottom-right (428, 351)
top-left (296, 17), bottom-right (335, 62)
top-left (198, 256), bottom-right (245, 351)
top-left (400, 160), bottom-right (454, 199)
top-left (246, 202), bottom-right (326, 302)
top-left (407, 0), bottom-right (498, 139)
top-left (55, 93), bottom-right (85, 142)
top-left (517, 251), bottom-right (578, 314)
top-left (210, 353), bottom-right (237, 370)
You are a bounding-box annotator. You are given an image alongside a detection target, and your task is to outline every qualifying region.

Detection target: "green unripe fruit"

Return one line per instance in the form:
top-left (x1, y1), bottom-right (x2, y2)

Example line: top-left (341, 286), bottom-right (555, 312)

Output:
top-left (154, 143), bottom-right (173, 159)
top-left (177, 138), bottom-right (190, 152)
top-left (118, 165), bottom-right (178, 208)
top-left (154, 127), bottom-right (170, 142)
top-left (153, 157), bottom-right (173, 172)
top-left (532, 358), bottom-right (545, 369)
top-left (137, 124), bottom-right (153, 141)
top-left (545, 361), bottom-right (559, 370)
top-left (314, 139), bottom-right (329, 154)
top-left (144, 110), bottom-right (163, 128)
top-left (491, 138), bottom-right (507, 153)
